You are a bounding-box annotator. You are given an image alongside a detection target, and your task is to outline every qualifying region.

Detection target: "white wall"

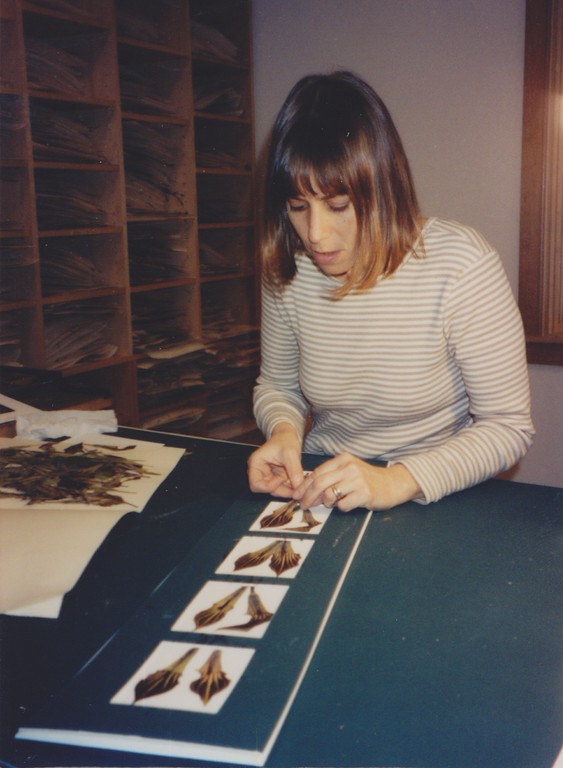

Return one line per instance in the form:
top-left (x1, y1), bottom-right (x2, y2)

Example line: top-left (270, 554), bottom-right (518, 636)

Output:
top-left (252, 0), bottom-right (563, 489)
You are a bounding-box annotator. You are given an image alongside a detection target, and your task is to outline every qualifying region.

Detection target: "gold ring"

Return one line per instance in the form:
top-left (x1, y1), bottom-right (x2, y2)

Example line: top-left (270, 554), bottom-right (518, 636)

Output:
top-left (331, 485), bottom-right (344, 502)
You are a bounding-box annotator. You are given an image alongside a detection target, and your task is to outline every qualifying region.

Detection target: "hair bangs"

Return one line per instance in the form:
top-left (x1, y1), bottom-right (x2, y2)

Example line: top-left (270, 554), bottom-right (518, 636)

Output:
top-left (274, 133), bottom-right (351, 204)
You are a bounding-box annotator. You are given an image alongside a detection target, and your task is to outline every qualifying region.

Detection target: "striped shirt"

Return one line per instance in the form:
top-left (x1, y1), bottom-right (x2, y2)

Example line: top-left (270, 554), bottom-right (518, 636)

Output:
top-left (253, 217), bottom-right (534, 503)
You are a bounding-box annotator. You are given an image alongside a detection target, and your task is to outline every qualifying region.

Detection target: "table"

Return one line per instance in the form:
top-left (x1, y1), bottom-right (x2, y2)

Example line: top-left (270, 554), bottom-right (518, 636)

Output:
top-left (1, 427), bottom-right (561, 768)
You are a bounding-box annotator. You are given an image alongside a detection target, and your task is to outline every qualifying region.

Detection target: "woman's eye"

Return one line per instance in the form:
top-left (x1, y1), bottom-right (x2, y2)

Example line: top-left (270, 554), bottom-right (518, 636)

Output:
top-left (329, 202), bottom-right (350, 213)
top-left (287, 201), bottom-right (307, 212)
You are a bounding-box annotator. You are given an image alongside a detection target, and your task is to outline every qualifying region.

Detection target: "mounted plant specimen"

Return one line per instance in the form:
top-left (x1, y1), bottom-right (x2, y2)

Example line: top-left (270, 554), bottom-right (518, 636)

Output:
top-left (0, 441), bottom-right (154, 506)
top-left (190, 650), bottom-right (230, 705)
top-left (193, 585), bottom-right (246, 629)
top-left (134, 647), bottom-right (197, 703)
top-left (171, 581), bottom-right (288, 638)
top-left (252, 500), bottom-right (329, 535)
top-left (224, 587), bottom-right (273, 631)
top-left (234, 539), bottom-right (301, 576)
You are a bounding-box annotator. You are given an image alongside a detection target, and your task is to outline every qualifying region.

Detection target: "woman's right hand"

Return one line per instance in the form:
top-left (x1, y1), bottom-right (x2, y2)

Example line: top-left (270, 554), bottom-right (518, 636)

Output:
top-left (247, 423), bottom-right (304, 498)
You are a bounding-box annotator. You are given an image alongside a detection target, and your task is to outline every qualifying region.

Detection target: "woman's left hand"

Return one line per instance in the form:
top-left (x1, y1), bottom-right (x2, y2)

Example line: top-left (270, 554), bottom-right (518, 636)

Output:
top-left (292, 453), bottom-right (422, 511)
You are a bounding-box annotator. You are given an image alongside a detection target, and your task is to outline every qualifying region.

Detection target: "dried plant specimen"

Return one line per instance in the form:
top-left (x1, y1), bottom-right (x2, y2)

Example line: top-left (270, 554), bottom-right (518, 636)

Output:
top-left (224, 587), bottom-right (273, 631)
top-left (190, 650), bottom-right (230, 705)
top-left (194, 586), bottom-right (246, 629)
top-left (270, 540), bottom-right (301, 576)
top-left (134, 647), bottom-right (197, 703)
top-left (0, 441), bottom-right (154, 506)
top-left (260, 500), bottom-right (300, 529)
top-left (288, 507), bottom-right (322, 532)
top-left (234, 541), bottom-right (280, 571)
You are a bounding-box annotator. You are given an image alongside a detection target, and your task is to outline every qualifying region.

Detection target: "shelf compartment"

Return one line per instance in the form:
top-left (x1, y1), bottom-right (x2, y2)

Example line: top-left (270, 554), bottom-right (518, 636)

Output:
top-left (127, 220), bottom-right (197, 286)
top-left (206, 380), bottom-right (257, 442)
top-left (122, 119), bottom-right (195, 217)
top-left (196, 173), bottom-right (254, 225)
top-left (190, 0), bottom-right (250, 68)
top-left (137, 366), bottom-right (207, 432)
top-left (30, 99), bottom-right (121, 164)
top-left (195, 116), bottom-right (252, 171)
top-left (23, 13), bottom-right (116, 102)
top-left (201, 276), bottom-right (258, 339)
top-left (199, 225), bottom-right (255, 277)
top-left (192, 60), bottom-right (249, 119)
top-left (0, 167), bottom-right (31, 233)
top-left (39, 232), bottom-right (125, 296)
top-left (118, 46), bottom-right (190, 119)
top-left (0, 238), bottom-right (39, 303)
top-left (0, 306), bottom-right (43, 366)
top-left (0, 95), bottom-right (27, 163)
top-left (131, 284), bottom-right (201, 359)
top-left (116, 0), bottom-right (188, 53)
top-left (42, 295), bottom-right (129, 369)
top-left (34, 167), bottom-right (122, 231)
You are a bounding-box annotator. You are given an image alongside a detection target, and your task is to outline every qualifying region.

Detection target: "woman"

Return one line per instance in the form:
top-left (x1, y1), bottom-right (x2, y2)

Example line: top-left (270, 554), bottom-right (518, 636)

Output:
top-left (247, 71), bottom-right (534, 512)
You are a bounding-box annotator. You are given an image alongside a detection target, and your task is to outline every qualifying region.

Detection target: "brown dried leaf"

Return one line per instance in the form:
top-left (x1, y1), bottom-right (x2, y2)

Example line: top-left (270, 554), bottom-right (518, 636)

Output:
top-left (270, 539), bottom-right (301, 576)
top-left (134, 647), bottom-right (197, 702)
top-left (190, 649), bottom-right (230, 704)
top-left (288, 507), bottom-right (322, 532)
top-left (234, 540), bottom-right (280, 571)
top-left (260, 499), bottom-right (300, 529)
top-left (194, 586), bottom-right (246, 628)
top-left (223, 587), bottom-right (273, 630)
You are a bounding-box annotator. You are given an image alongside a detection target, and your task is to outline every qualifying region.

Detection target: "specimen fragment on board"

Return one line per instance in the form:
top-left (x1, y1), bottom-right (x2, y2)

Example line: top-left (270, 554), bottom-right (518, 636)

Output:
top-left (260, 499), bottom-right (300, 528)
top-left (288, 507), bottom-right (321, 532)
top-left (134, 647), bottom-right (198, 703)
top-left (223, 587), bottom-right (273, 630)
top-left (270, 539), bottom-right (301, 576)
top-left (193, 585), bottom-right (246, 628)
top-left (190, 650), bottom-right (230, 704)
top-left (234, 540), bottom-right (280, 571)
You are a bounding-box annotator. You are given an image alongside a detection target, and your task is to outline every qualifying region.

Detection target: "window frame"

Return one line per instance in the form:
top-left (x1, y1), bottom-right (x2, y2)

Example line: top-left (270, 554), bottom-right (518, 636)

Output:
top-left (518, 0), bottom-right (563, 365)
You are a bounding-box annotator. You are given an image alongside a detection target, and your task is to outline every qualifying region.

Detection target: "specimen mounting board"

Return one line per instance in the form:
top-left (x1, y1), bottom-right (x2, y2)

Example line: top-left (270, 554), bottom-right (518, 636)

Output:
top-left (16, 493), bottom-right (372, 766)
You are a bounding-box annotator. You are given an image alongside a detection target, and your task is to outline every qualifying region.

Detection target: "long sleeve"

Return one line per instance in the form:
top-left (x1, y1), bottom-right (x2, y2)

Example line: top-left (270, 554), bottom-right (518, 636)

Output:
top-left (391, 247), bottom-right (534, 502)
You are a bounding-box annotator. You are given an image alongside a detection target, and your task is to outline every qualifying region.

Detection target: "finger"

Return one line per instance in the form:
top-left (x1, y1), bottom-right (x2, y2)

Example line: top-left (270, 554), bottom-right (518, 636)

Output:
top-left (299, 473), bottom-right (343, 510)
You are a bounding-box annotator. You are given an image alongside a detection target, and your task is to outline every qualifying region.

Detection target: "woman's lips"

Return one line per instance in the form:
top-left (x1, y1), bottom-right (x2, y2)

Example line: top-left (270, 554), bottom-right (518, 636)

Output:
top-left (311, 250), bottom-right (340, 265)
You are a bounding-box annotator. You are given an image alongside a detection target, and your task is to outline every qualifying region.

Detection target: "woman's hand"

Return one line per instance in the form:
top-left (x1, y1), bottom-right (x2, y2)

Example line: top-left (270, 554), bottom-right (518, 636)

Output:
top-left (247, 423), bottom-right (305, 498)
top-left (293, 453), bottom-right (422, 511)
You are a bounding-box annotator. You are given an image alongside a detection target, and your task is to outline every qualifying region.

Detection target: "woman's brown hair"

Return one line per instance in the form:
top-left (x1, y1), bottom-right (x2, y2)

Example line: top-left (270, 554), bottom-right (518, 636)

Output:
top-left (261, 71), bottom-right (421, 296)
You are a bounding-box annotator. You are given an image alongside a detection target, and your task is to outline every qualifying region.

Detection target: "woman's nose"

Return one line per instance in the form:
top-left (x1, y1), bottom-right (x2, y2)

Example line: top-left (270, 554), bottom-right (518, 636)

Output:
top-left (307, 206), bottom-right (328, 244)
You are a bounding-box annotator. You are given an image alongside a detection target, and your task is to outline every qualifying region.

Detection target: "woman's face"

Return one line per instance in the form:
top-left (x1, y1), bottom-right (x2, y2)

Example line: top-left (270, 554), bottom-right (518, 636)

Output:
top-left (286, 182), bottom-right (358, 279)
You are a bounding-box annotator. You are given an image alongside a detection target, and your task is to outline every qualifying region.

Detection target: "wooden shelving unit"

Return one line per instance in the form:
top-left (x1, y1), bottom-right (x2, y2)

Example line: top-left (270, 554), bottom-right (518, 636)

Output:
top-left (0, 0), bottom-right (259, 440)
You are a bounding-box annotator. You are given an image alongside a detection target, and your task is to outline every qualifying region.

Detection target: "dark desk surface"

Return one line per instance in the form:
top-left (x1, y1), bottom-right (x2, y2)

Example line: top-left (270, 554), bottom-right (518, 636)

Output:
top-left (1, 427), bottom-right (562, 768)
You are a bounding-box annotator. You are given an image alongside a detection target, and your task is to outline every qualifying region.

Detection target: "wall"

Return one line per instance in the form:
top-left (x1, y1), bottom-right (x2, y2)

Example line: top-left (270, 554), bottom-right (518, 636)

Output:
top-left (252, 0), bottom-right (563, 489)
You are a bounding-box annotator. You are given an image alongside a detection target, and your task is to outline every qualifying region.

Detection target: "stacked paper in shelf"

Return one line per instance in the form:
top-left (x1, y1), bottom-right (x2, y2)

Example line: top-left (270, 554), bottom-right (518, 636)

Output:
top-left (0, 433), bottom-right (186, 618)
top-left (120, 60), bottom-right (182, 117)
top-left (43, 301), bottom-right (119, 369)
top-left (40, 243), bottom-right (109, 294)
top-left (31, 102), bottom-right (111, 164)
top-left (123, 120), bottom-right (187, 215)
top-left (191, 20), bottom-right (240, 64)
top-left (128, 223), bottom-right (190, 285)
